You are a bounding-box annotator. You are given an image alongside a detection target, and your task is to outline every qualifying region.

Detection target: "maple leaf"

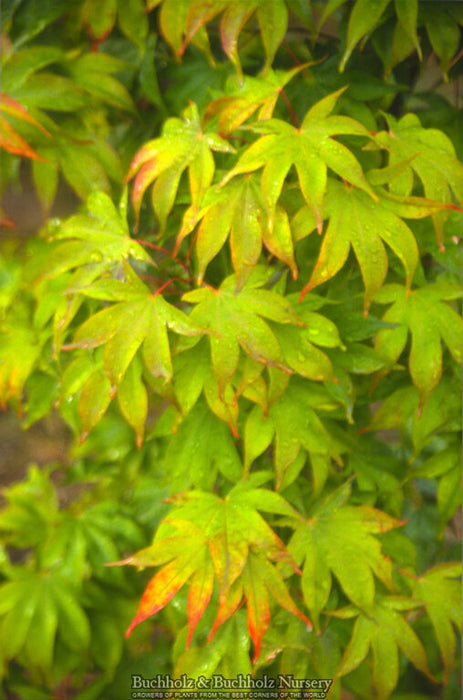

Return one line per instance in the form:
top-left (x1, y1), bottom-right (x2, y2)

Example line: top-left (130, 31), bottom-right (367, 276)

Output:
top-left (412, 563), bottom-right (462, 683)
top-left (177, 174), bottom-right (298, 286)
top-left (0, 92), bottom-right (52, 161)
top-left (114, 486), bottom-right (310, 662)
top-left (332, 595), bottom-right (435, 700)
top-left (63, 271), bottom-right (205, 398)
top-left (161, 397), bottom-right (242, 489)
top-left (289, 483), bottom-right (403, 631)
top-left (244, 380), bottom-right (344, 489)
top-left (220, 88), bottom-right (377, 233)
top-left (43, 191), bottom-right (153, 280)
top-left (126, 102), bottom-right (234, 228)
top-left (373, 282), bottom-right (463, 408)
top-left (300, 178), bottom-right (457, 313)
top-left (203, 66), bottom-right (307, 133)
top-left (182, 276), bottom-right (302, 398)
top-left (374, 113), bottom-right (463, 249)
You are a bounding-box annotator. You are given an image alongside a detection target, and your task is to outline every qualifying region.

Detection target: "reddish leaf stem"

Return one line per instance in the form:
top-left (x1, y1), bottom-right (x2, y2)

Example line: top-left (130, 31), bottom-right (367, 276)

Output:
top-left (279, 88), bottom-right (299, 128)
top-left (154, 277), bottom-right (186, 296)
top-left (134, 238), bottom-right (191, 274)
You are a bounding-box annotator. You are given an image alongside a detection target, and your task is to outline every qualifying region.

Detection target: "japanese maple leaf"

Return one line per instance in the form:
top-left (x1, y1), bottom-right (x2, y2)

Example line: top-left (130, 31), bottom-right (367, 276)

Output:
top-left (63, 271), bottom-right (205, 392)
top-left (126, 102), bottom-right (234, 228)
top-left (373, 282), bottom-right (463, 408)
top-left (114, 486), bottom-right (310, 663)
top-left (289, 483), bottom-right (403, 631)
top-left (203, 66), bottom-right (308, 133)
top-left (374, 113), bottom-right (463, 249)
top-left (44, 191), bottom-right (153, 279)
top-left (300, 178), bottom-right (457, 313)
top-left (412, 563), bottom-right (462, 683)
top-left (182, 276), bottom-right (302, 398)
top-left (332, 595), bottom-right (435, 700)
top-left (177, 174), bottom-right (297, 287)
top-left (220, 88), bottom-right (376, 233)
top-left (244, 381), bottom-right (344, 489)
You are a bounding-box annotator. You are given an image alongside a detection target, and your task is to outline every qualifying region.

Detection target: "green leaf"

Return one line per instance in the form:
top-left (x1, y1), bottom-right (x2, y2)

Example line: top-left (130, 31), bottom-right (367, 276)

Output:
top-left (300, 179), bottom-right (449, 313)
top-left (78, 367), bottom-right (112, 441)
top-left (412, 563), bottom-right (462, 683)
top-left (221, 89), bottom-right (376, 233)
top-left (340, 0), bottom-right (391, 72)
top-left (290, 486), bottom-right (401, 630)
top-left (67, 276), bottom-right (205, 400)
top-left (117, 0), bottom-right (149, 49)
top-left (127, 102), bottom-right (234, 227)
top-left (24, 579), bottom-right (58, 672)
top-left (1, 47), bottom-right (64, 93)
top-left (374, 114), bottom-right (463, 248)
top-left (1, 579), bottom-right (42, 660)
top-left (374, 283), bottom-right (463, 407)
top-left (394, 0), bottom-right (421, 60)
top-left (412, 446), bottom-right (462, 528)
top-left (117, 356), bottom-right (148, 448)
top-left (164, 399), bottom-right (242, 489)
top-left (64, 51), bottom-right (135, 113)
top-left (422, 4), bottom-right (461, 80)
top-left (82, 0), bottom-right (117, 41)
top-left (183, 279), bottom-right (300, 397)
top-left (335, 596), bottom-right (434, 699)
top-left (44, 191), bottom-right (154, 279)
top-left (265, 381), bottom-right (343, 489)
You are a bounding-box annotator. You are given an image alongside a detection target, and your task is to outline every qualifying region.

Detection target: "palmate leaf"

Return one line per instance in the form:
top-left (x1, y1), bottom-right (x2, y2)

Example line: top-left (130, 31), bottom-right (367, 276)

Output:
top-left (203, 66), bottom-right (307, 133)
top-left (44, 191), bottom-right (153, 281)
top-left (126, 102), bottom-right (234, 228)
top-left (299, 179), bottom-right (456, 313)
top-left (182, 276), bottom-right (302, 398)
top-left (364, 378), bottom-right (461, 462)
top-left (161, 398), bottom-right (242, 489)
top-left (244, 380), bottom-right (344, 489)
top-left (412, 563), bottom-right (462, 683)
top-left (115, 486), bottom-right (310, 663)
top-left (289, 483), bottom-right (403, 630)
top-left (374, 113), bottom-right (463, 249)
top-left (169, 339), bottom-right (241, 435)
top-left (221, 88), bottom-right (376, 233)
top-left (63, 273), bottom-right (205, 400)
top-left (373, 282), bottom-right (463, 408)
top-left (0, 566), bottom-right (90, 674)
top-left (332, 595), bottom-right (435, 700)
top-left (178, 175), bottom-right (298, 286)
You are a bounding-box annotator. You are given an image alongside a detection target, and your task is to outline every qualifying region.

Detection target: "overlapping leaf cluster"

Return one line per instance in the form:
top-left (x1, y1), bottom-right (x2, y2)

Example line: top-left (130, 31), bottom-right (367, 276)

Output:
top-left (0, 1), bottom-right (462, 698)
